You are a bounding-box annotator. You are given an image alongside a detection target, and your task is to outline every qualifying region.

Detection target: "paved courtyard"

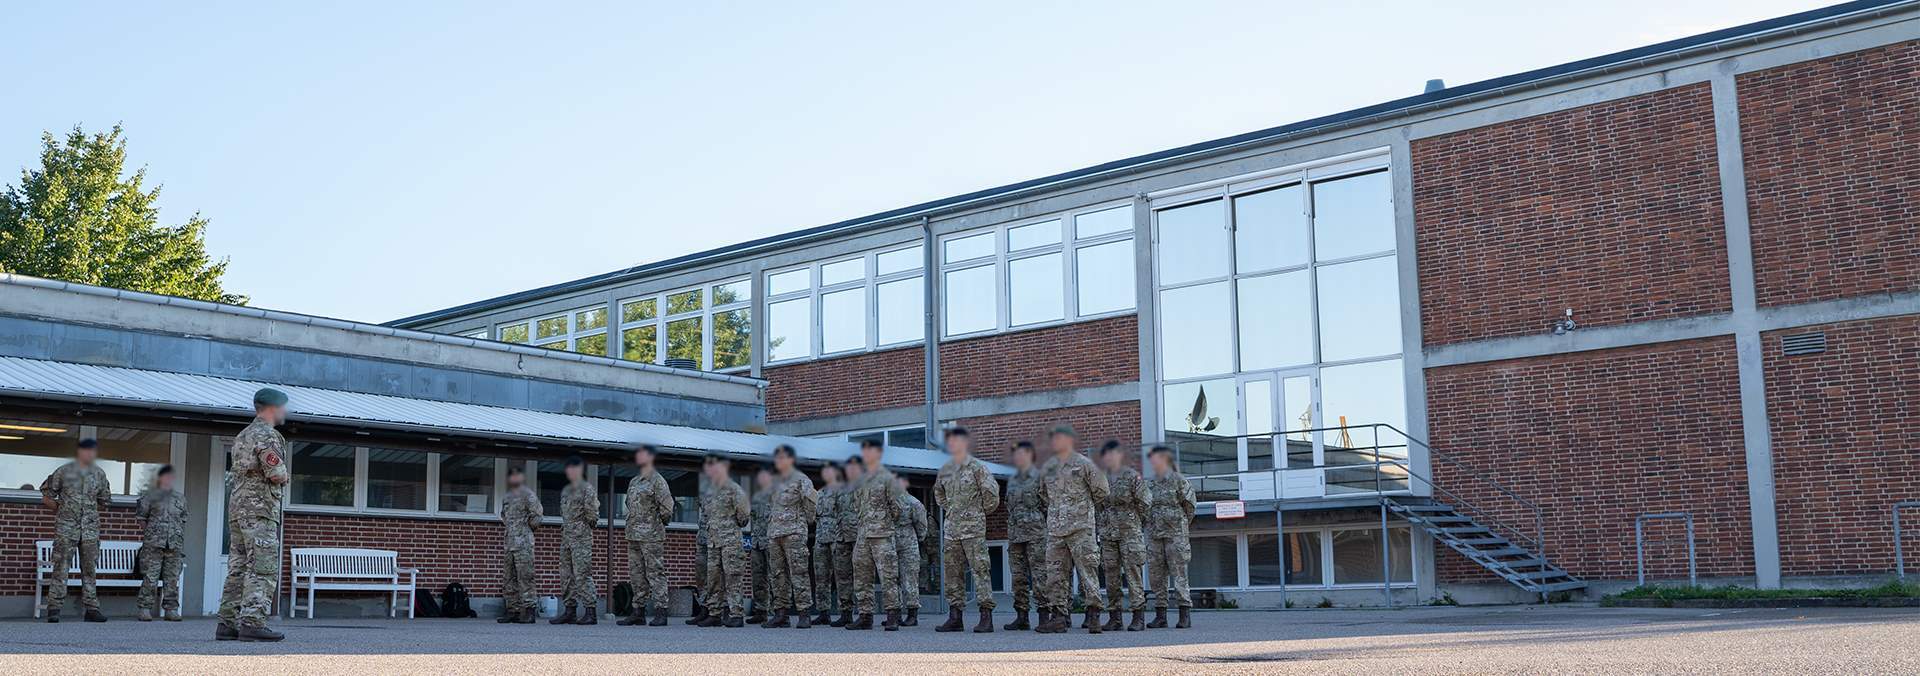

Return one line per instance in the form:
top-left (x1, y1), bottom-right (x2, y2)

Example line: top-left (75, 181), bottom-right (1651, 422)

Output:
top-left (3, 605), bottom-right (1916, 674)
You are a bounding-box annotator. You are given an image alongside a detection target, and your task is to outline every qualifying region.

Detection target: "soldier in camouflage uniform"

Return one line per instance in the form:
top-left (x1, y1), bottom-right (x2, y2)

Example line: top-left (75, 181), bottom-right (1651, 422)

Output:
top-left (934, 427), bottom-right (1000, 633)
top-left (1001, 441), bottom-right (1047, 630)
top-left (1036, 424), bottom-right (1110, 634)
top-left (891, 474), bottom-right (928, 627)
top-left (216, 388), bottom-right (292, 641)
top-left (135, 465), bottom-right (188, 622)
top-left (762, 444), bottom-right (818, 628)
top-left (697, 454), bottom-right (751, 627)
top-left (1145, 445), bottom-right (1197, 629)
top-left (848, 441), bottom-right (908, 631)
top-left (551, 455), bottom-right (601, 625)
top-left (686, 471), bottom-right (712, 625)
top-left (1097, 440), bottom-right (1152, 632)
top-left (496, 465), bottom-right (541, 624)
top-left (618, 445), bottom-right (674, 627)
top-left (40, 437), bottom-right (111, 623)
top-left (748, 467), bottom-right (774, 624)
top-left (808, 462), bottom-right (844, 626)
top-left (831, 458), bottom-right (863, 627)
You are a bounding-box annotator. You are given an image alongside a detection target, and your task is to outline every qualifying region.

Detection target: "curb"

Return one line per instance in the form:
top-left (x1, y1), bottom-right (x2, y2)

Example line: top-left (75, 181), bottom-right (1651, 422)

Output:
top-left (1602, 597), bottom-right (1920, 608)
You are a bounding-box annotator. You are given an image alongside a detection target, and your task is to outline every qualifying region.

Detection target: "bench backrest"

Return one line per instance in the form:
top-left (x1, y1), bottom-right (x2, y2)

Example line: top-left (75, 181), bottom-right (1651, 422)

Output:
top-left (291, 548), bottom-right (400, 578)
top-left (35, 540), bottom-right (144, 574)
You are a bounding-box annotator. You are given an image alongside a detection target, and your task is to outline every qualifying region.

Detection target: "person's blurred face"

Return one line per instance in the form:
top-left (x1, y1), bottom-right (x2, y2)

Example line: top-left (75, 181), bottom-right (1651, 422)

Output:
top-left (1149, 451), bottom-right (1174, 476)
top-left (75, 445), bottom-right (97, 464)
top-left (705, 462), bottom-right (728, 483)
top-left (564, 464), bottom-right (584, 482)
top-left (1011, 447), bottom-right (1033, 471)
top-left (946, 434), bottom-right (971, 461)
top-left (1100, 448), bottom-right (1123, 472)
top-left (257, 404), bottom-right (286, 426)
top-left (756, 471), bottom-right (773, 491)
top-left (1049, 433), bottom-right (1075, 456)
top-left (845, 462), bottom-right (864, 483)
top-left (895, 476), bottom-right (910, 491)
top-left (157, 471), bottom-right (175, 491)
top-left (633, 448), bottom-right (653, 468)
top-left (507, 470), bottom-right (525, 489)
top-left (775, 453), bottom-right (795, 474)
top-left (823, 466), bottom-right (841, 485)
top-left (861, 445), bottom-right (884, 471)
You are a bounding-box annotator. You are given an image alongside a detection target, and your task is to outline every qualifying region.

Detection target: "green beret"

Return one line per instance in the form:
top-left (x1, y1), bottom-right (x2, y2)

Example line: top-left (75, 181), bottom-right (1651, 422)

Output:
top-left (253, 388), bottom-right (288, 407)
top-left (1049, 423), bottom-right (1077, 438)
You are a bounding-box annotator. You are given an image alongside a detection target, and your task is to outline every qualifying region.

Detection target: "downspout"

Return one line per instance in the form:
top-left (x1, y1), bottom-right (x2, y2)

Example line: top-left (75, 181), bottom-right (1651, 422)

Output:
top-left (922, 216), bottom-right (939, 447)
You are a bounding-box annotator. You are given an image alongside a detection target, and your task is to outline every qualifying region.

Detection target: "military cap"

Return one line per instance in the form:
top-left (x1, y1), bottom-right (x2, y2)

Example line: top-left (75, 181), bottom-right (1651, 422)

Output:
top-left (253, 387), bottom-right (288, 407)
top-left (1049, 423), bottom-right (1077, 438)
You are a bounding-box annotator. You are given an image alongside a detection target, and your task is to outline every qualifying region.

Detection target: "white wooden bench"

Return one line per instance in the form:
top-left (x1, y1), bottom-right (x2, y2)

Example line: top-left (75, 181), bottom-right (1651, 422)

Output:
top-left (287, 548), bottom-right (418, 619)
top-left (34, 540), bottom-right (186, 618)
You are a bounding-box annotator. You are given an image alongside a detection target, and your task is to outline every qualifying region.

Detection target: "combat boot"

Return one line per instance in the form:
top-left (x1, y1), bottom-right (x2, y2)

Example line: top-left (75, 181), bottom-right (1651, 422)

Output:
top-left (973, 608), bottom-right (994, 633)
top-left (724, 614), bottom-right (745, 628)
top-left (164, 609), bottom-right (182, 622)
top-left (1146, 607), bottom-right (1168, 629)
top-left (763, 608), bottom-right (789, 628)
top-left (747, 609), bottom-right (767, 625)
top-left (697, 612), bottom-right (725, 628)
top-left (549, 603), bottom-right (577, 625)
top-left (84, 608), bottom-right (108, 623)
top-left (832, 609), bottom-right (853, 627)
top-left (44, 608), bottom-right (59, 623)
top-left (934, 607), bottom-right (964, 632)
top-left (576, 606), bottom-right (599, 625)
top-left (649, 608), bottom-right (668, 626)
top-left (496, 609), bottom-right (518, 624)
top-left (237, 625), bottom-right (285, 642)
top-left (903, 608), bottom-right (918, 627)
top-left (516, 608), bottom-right (537, 624)
top-left (882, 609), bottom-right (900, 632)
top-left (1102, 608), bottom-right (1123, 632)
top-left (1003, 609), bottom-right (1030, 631)
top-left (1175, 606), bottom-right (1191, 629)
top-left (848, 612), bottom-right (873, 630)
top-left (795, 608), bottom-right (812, 629)
top-left (685, 603), bottom-right (707, 625)
top-left (214, 622), bottom-right (237, 640)
top-left (1127, 609), bottom-right (1146, 632)
top-left (811, 608), bottom-right (833, 626)
top-left (1034, 611), bottom-right (1067, 634)
top-left (138, 608), bottom-right (154, 622)
top-left (1085, 608), bottom-right (1103, 634)
top-left (617, 607), bottom-right (647, 626)
top-left (1036, 608), bottom-right (1050, 628)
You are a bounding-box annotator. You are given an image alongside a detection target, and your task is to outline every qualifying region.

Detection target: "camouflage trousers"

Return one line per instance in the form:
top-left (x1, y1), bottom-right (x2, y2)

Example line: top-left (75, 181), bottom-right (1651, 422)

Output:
top-left (1148, 536), bottom-right (1193, 608)
top-left (769, 533), bottom-right (812, 611)
top-left (702, 536), bottom-right (748, 617)
top-left (832, 541), bottom-right (856, 611)
top-left (1101, 536), bottom-right (1147, 611)
top-left (625, 540), bottom-right (669, 612)
top-left (894, 530), bottom-right (921, 611)
top-left (501, 545), bottom-right (536, 613)
top-left (1045, 528), bottom-right (1105, 613)
top-left (851, 536), bottom-right (899, 614)
top-left (45, 528), bottom-right (100, 612)
top-left (751, 542), bottom-right (770, 612)
top-left (136, 545), bottom-right (185, 611)
top-left (941, 535), bottom-right (994, 610)
top-left (693, 535), bottom-right (708, 607)
top-left (217, 516), bottom-right (280, 627)
top-left (811, 536), bottom-right (838, 612)
top-left (1007, 540), bottom-right (1046, 612)
top-left (558, 534), bottom-right (596, 608)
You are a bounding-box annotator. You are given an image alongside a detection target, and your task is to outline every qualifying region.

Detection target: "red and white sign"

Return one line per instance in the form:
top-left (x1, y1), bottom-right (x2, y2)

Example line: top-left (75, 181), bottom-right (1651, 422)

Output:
top-left (1215, 500), bottom-right (1246, 519)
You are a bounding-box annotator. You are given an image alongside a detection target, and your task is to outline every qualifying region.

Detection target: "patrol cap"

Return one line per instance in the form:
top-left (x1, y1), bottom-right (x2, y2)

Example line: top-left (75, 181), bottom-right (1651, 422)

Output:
top-left (77, 438), bottom-right (98, 450)
top-left (1049, 423), bottom-right (1077, 438)
top-left (253, 388), bottom-right (288, 407)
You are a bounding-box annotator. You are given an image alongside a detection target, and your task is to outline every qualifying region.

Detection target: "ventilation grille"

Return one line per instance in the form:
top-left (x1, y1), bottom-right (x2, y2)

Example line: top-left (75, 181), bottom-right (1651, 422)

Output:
top-left (1781, 332), bottom-right (1827, 356)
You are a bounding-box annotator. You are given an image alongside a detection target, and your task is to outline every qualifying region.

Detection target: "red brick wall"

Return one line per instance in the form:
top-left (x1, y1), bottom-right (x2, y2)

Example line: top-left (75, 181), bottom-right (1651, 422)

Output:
top-left (1740, 41), bottom-right (1920, 307)
top-left (0, 502), bottom-right (143, 596)
top-left (1413, 84), bottom-right (1731, 346)
top-left (939, 315), bottom-right (1138, 401)
top-left (1424, 337), bottom-right (1753, 582)
top-left (953, 401), bottom-right (1141, 466)
top-left (1764, 316), bottom-right (1920, 577)
top-left (765, 346), bottom-right (925, 422)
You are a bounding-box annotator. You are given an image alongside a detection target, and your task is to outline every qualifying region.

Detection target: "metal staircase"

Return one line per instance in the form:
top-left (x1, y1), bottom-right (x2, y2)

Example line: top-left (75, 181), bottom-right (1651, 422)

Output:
top-left (1384, 497), bottom-right (1586, 595)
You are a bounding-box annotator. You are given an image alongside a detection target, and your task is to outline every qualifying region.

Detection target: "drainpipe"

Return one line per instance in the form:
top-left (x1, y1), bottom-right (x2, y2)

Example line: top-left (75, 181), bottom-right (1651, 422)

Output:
top-left (922, 216), bottom-right (939, 447)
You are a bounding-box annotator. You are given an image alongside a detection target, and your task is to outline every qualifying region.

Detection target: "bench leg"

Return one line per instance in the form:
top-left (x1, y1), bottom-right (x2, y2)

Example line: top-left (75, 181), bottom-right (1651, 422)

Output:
top-left (390, 587), bottom-right (397, 618)
top-left (308, 586), bottom-right (316, 620)
top-left (33, 574), bottom-right (42, 619)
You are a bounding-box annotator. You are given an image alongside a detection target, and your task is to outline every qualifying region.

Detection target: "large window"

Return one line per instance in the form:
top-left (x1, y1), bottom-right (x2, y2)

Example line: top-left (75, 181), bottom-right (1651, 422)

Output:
top-left (518, 305), bottom-right (609, 355)
top-left (290, 443), bottom-right (357, 507)
top-left (837, 425), bottom-right (929, 451)
top-left (1183, 526), bottom-right (1413, 589)
top-left (618, 279), bottom-right (752, 371)
top-left (939, 203), bottom-right (1136, 339)
top-left (279, 446), bottom-right (508, 518)
top-left (366, 449), bottom-right (428, 511)
top-left (438, 454), bottom-right (496, 514)
top-left (764, 243), bottom-right (925, 364)
top-left (0, 419), bottom-right (169, 497)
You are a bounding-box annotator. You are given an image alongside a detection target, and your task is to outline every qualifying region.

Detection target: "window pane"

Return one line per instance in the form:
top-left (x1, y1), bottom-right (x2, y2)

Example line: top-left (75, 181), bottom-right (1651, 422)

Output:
top-left (666, 317), bottom-right (703, 368)
top-left (1008, 219), bottom-right (1062, 251)
top-left (1237, 271), bottom-right (1313, 370)
top-left (944, 232), bottom-right (993, 264)
top-left (290, 443), bottom-right (356, 507)
top-left (876, 277), bottom-right (924, 345)
top-left (536, 461), bottom-right (568, 516)
top-left (1075, 239), bottom-right (1135, 316)
top-left (1248, 533), bottom-right (1283, 586)
top-left (1331, 528), bottom-right (1413, 584)
top-left (1313, 171), bottom-right (1395, 261)
top-left (1007, 252), bottom-right (1064, 326)
top-left (1189, 537), bottom-right (1238, 588)
top-left (621, 298), bottom-right (657, 323)
top-left (1156, 199), bottom-right (1229, 285)
top-left (1165, 378), bottom-right (1239, 501)
top-left (767, 269), bottom-right (809, 296)
top-left (92, 427), bottom-right (171, 495)
top-left (877, 246), bottom-right (922, 276)
top-left (766, 297), bottom-right (810, 362)
top-left (943, 265), bottom-right (996, 336)
top-left (886, 426), bottom-right (927, 450)
top-left (1234, 183), bottom-right (1308, 273)
top-left (0, 418), bottom-right (80, 493)
top-left (366, 448), bottom-right (427, 510)
top-left (499, 323), bottom-right (529, 344)
top-left (535, 316), bottom-right (567, 339)
top-left (574, 333), bottom-right (607, 356)
top-left (1320, 359), bottom-right (1407, 462)
top-left (621, 326), bottom-right (657, 363)
top-left (1283, 375), bottom-right (1315, 469)
top-left (1284, 531), bottom-right (1325, 585)
top-left (438, 455), bottom-right (496, 513)
top-left (1316, 255), bottom-right (1402, 362)
top-left (1075, 205), bottom-right (1131, 239)
top-left (713, 308), bottom-right (751, 370)
top-left (661, 468), bottom-right (700, 523)
top-left (600, 464), bottom-right (637, 520)
top-left (574, 307), bottom-right (607, 331)
top-left (821, 258), bottom-right (864, 286)
top-left (667, 289), bottom-right (703, 315)
top-left (1245, 379), bottom-right (1274, 472)
top-left (713, 280), bottom-right (751, 305)
top-left (537, 340), bottom-right (567, 351)
top-left (820, 287), bottom-right (866, 353)
top-left (1157, 281), bottom-right (1232, 380)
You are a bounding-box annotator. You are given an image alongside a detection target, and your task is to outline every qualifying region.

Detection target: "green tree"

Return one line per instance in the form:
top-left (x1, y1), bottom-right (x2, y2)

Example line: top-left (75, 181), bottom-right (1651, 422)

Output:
top-left (0, 124), bottom-right (244, 304)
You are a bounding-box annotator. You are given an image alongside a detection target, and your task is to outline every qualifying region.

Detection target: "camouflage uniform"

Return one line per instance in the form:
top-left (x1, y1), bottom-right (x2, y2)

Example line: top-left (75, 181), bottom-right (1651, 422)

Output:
top-left (624, 468), bottom-right (675, 612)
top-left (1003, 466), bottom-right (1048, 613)
top-left (810, 483), bottom-right (842, 613)
top-left (849, 467), bottom-right (907, 614)
top-left (700, 478), bottom-right (751, 617)
top-left (40, 460), bottom-right (110, 614)
top-left (891, 489), bottom-right (928, 611)
top-left (768, 470), bottom-right (819, 612)
top-left (499, 485), bottom-right (542, 616)
top-left (558, 479), bottom-right (600, 609)
top-left (1147, 472), bottom-right (1197, 609)
top-left (750, 485), bottom-right (772, 613)
top-left (934, 457), bottom-right (999, 611)
top-left (1039, 452), bottom-right (1109, 614)
top-left (218, 418), bottom-right (291, 628)
top-left (1098, 464), bottom-right (1151, 612)
top-left (693, 476), bottom-right (709, 609)
top-left (832, 482), bottom-right (858, 613)
top-left (135, 486), bottom-right (189, 613)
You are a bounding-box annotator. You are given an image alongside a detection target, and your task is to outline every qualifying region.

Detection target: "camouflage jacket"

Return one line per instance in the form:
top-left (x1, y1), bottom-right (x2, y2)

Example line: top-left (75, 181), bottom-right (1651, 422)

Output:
top-left (700, 478), bottom-right (750, 545)
top-left (893, 490), bottom-right (928, 544)
top-left (934, 457), bottom-right (999, 540)
top-left (1097, 465), bottom-right (1151, 541)
top-left (834, 482), bottom-right (860, 543)
top-left (1003, 467), bottom-right (1047, 544)
top-left (1147, 472), bottom-right (1197, 539)
top-left (560, 479), bottom-right (599, 541)
top-left (813, 483), bottom-right (842, 543)
top-left (624, 469), bottom-right (674, 542)
top-left (136, 487), bottom-right (188, 549)
top-left (227, 418), bottom-right (291, 523)
top-left (40, 461), bottom-right (110, 530)
top-left (694, 476), bottom-right (710, 546)
top-left (770, 470), bottom-right (818, 539)
top-left (500, 485), bottom-right (542, 551)
top-left (750, 486), bottom-right (772, 540)
top-left (850, 468), bottom-right (905, 539)
top-left (1038, 452), bottom-right (1108, 538)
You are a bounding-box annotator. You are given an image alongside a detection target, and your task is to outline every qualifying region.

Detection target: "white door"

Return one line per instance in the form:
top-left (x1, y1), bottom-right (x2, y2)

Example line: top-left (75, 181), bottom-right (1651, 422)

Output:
top-left (199, 439), bottom-right (230, 614)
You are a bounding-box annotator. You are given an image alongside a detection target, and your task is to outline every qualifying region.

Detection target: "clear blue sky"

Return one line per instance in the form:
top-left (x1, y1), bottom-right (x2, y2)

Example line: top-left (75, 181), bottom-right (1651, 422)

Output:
top-left (1, 0), bottom-right (1821, 322)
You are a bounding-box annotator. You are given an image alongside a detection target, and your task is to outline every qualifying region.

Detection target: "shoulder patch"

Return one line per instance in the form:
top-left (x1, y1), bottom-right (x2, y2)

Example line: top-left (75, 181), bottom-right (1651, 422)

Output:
top-left (263, 450), bottom-right (282, 467)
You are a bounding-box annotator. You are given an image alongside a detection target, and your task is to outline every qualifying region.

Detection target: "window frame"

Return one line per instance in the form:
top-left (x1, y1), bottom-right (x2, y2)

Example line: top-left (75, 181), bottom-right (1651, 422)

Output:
top-left (937, 200), bottom-right (1136, 341)
top-left (762, 242), bottom-right (928, 366)
top-left (1186, 525), bottom-right (1417, 591)
top-left (616, 277), bottom-right (753, 373)
top-left (522, 305), bottom-right (608, 356)
top-left (283, 448), bottom-right (512, 522)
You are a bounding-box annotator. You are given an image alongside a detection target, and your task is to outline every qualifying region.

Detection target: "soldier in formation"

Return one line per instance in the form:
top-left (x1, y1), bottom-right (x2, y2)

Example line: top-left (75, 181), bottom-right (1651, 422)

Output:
top-left (551, 455), bottom-right (601, 625)
top-left (40, 437), bottom-right (111, 624)
top-left (831, 457), bottom-right (863, 627)
top-left (215, 388), bottom-right (291, 641)
top-left (697, 454), bottom-right (752, 628)
top-left (686, 472), bottom-right (712, 625)
top-left (619, 444), bottom-right (674, 627)
top-left (891, 474), bottom-right (928, 627)
top-left (809, 462), bottom-right (845, 626)
top-left (1146, 445), bottom-right (1197, 629)
top-left (762, 444), bottom-right (818, 628)
top-left (1037, 424), bottom-right (1110, 634)
top-left (933, 427), bottom-right (999, 633)
top-left (748, 467), bottom-right (774, 624)
top-left (848, 441), bottom-right (908, 631)
top-left (134, 464), bottom-right (188, 622)
top-left (497, 465), bottom-right (541, 624)
top-left (1097, 440), bottom-right (1152, 632)
top-left (1001, 441), bottom-right (1047, 630)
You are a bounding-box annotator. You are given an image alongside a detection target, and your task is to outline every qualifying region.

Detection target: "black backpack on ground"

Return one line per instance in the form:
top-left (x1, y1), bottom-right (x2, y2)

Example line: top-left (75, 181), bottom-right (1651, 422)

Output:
top-left (441, 581), bottom-right (477, 618)
top-left (612, 582), bottom-right (635, 617)
top-left (415, 586), bottom-right (442, 618)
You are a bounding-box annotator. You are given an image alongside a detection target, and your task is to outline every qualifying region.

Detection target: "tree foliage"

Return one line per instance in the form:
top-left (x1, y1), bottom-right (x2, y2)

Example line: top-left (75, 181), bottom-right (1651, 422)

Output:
top-left (0, 125), bottom-right (244, 304)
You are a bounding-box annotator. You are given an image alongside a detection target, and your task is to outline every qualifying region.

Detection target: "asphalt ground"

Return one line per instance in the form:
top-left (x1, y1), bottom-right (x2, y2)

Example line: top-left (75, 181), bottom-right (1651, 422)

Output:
top-left (4, 604), bottom-right (1917, 674)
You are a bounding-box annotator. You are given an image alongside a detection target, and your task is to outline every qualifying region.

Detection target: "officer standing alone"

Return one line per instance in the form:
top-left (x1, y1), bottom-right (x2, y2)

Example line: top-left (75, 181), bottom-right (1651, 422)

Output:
top-left (216, 388), bottom-right (292, 641)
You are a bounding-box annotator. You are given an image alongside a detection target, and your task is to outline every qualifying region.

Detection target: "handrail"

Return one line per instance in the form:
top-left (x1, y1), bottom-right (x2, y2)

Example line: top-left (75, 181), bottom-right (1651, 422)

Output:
top-left (1635, 512), bottom-right (1698, 587)
top-left (1897, 501), bottom-right (1920, 581)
